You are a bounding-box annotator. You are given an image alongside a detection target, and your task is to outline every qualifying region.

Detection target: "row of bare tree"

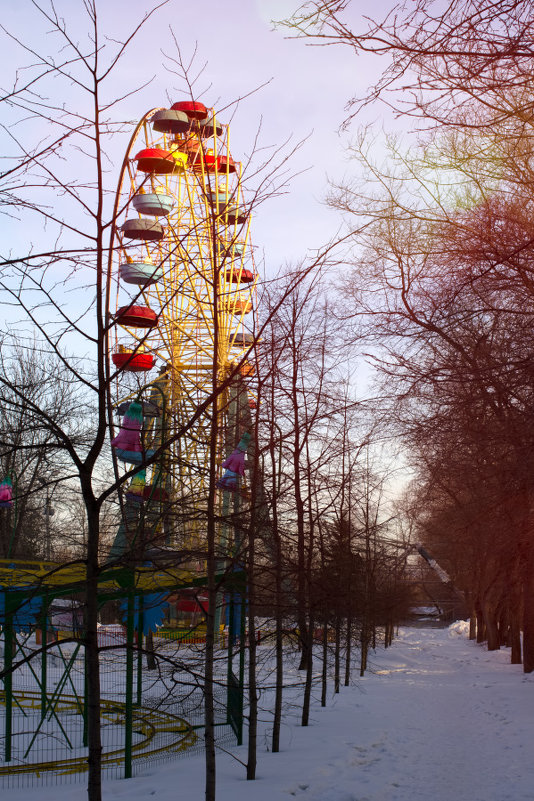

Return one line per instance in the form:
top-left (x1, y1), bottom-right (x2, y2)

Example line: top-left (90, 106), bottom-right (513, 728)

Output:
top-left (286, 0), bottom-right (534, 669)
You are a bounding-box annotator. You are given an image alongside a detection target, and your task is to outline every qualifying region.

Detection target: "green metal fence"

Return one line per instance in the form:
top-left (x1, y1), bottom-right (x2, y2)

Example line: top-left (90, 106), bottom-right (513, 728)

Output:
top-left (0, 628), bottom-right (238, 788)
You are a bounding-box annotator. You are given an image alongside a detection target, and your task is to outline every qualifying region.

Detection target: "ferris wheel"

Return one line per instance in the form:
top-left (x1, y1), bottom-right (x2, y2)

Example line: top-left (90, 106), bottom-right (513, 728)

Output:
top-left (107, 100), bottom-right (257, 556)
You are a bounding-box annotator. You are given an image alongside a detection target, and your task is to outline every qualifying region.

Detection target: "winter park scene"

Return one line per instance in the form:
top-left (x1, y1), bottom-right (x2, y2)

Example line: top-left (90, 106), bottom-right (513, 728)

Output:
top-left (2, 2), bottom-right (534, 800)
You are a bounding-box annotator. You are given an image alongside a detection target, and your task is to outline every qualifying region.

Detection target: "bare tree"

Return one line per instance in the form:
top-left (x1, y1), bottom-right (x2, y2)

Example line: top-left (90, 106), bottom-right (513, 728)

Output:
top-left (324, 93), bottom-right (534, 669)
top-left (0, 338), bottom-right (85, 558)
top-left (283, 1), bottom-right (534, 129)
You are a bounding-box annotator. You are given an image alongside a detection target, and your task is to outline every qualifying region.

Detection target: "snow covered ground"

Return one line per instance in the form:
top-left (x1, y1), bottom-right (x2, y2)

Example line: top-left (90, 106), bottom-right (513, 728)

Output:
top-left (7, 622), bottom-right (534, 801)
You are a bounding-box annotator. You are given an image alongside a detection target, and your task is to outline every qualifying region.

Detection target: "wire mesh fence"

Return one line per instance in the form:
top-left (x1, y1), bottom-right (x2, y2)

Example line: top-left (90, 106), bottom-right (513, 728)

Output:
top-left (0, 629), bottom-right (237, 788)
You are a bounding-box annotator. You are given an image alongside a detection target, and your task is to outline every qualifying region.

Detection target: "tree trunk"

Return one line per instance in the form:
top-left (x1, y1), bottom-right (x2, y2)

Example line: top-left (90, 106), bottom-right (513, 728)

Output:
top-left (271, 548), bottom-right (284, 752)
top-left (483, 601), bottom-right (500, 651)
top-left (272, 609), bottom-right (284, 751)
top-left (204, 400), bottom-right (218, 801)
top-left (469, 609), bottom-right (477, 640)
top-left (360, 624), bottom-right (368, 677)
top-left (344, 616), bottom-right (351, 685)
top-left (291, 351), bottom-right (309, 673)
top-left (522, 562), bottom-right (534, 673)
top-left (475, 604), bottom-right (486, 643)
top-left (246, 527), bottom-right (257, 779)
top-left (385, 620), bottom-right (393, 648)
top-left (271, 511), bottom-right (283, 752)
top-left (321, 620), bottom-right (328, 706)
top-left (85, 503), bottom-right (102, 801)
top-left (334, 616), bottom-right (341, 694)
top-left (145, 630), bottom-right (156, 670)
top-left (301, 614), bottom-right (315, 726)
top-left (204, 568), bottom-right (217, 800)
top-left (510, 609), bottom-right (522, 665)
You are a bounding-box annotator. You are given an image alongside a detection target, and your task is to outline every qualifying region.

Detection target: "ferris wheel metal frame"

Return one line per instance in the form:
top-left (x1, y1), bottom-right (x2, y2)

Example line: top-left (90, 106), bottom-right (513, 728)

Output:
top-left (106, 100), bottom-right (258, 559)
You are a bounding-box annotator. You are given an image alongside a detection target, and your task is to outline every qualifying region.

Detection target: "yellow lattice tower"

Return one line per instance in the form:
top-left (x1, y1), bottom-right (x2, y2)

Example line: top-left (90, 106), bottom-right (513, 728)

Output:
top-left (108, 103), bottom-right (257, 555)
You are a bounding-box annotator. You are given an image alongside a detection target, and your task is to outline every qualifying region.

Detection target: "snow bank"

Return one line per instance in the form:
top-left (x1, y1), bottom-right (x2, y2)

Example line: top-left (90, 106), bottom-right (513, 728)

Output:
top-left (448, 619), bottom-right (470, 637)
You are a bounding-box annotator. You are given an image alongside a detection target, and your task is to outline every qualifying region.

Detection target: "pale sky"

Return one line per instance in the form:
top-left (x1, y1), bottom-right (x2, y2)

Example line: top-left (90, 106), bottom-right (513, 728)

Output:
top-left (1, 0), bottom-right (387, 274)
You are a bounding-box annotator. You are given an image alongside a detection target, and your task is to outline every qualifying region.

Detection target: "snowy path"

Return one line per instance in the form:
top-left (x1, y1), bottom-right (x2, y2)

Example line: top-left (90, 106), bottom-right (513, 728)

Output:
top-left (8, 624), bottom-right (534, 801)
top-left (262, 625), bottom-right (534, 801)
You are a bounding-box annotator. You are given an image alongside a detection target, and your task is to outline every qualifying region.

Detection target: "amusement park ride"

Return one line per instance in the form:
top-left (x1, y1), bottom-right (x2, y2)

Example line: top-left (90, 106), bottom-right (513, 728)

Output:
top-left (0, 100), bottom-right (258, 782)
top-left (108, 98), bottom-right (257, 561)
